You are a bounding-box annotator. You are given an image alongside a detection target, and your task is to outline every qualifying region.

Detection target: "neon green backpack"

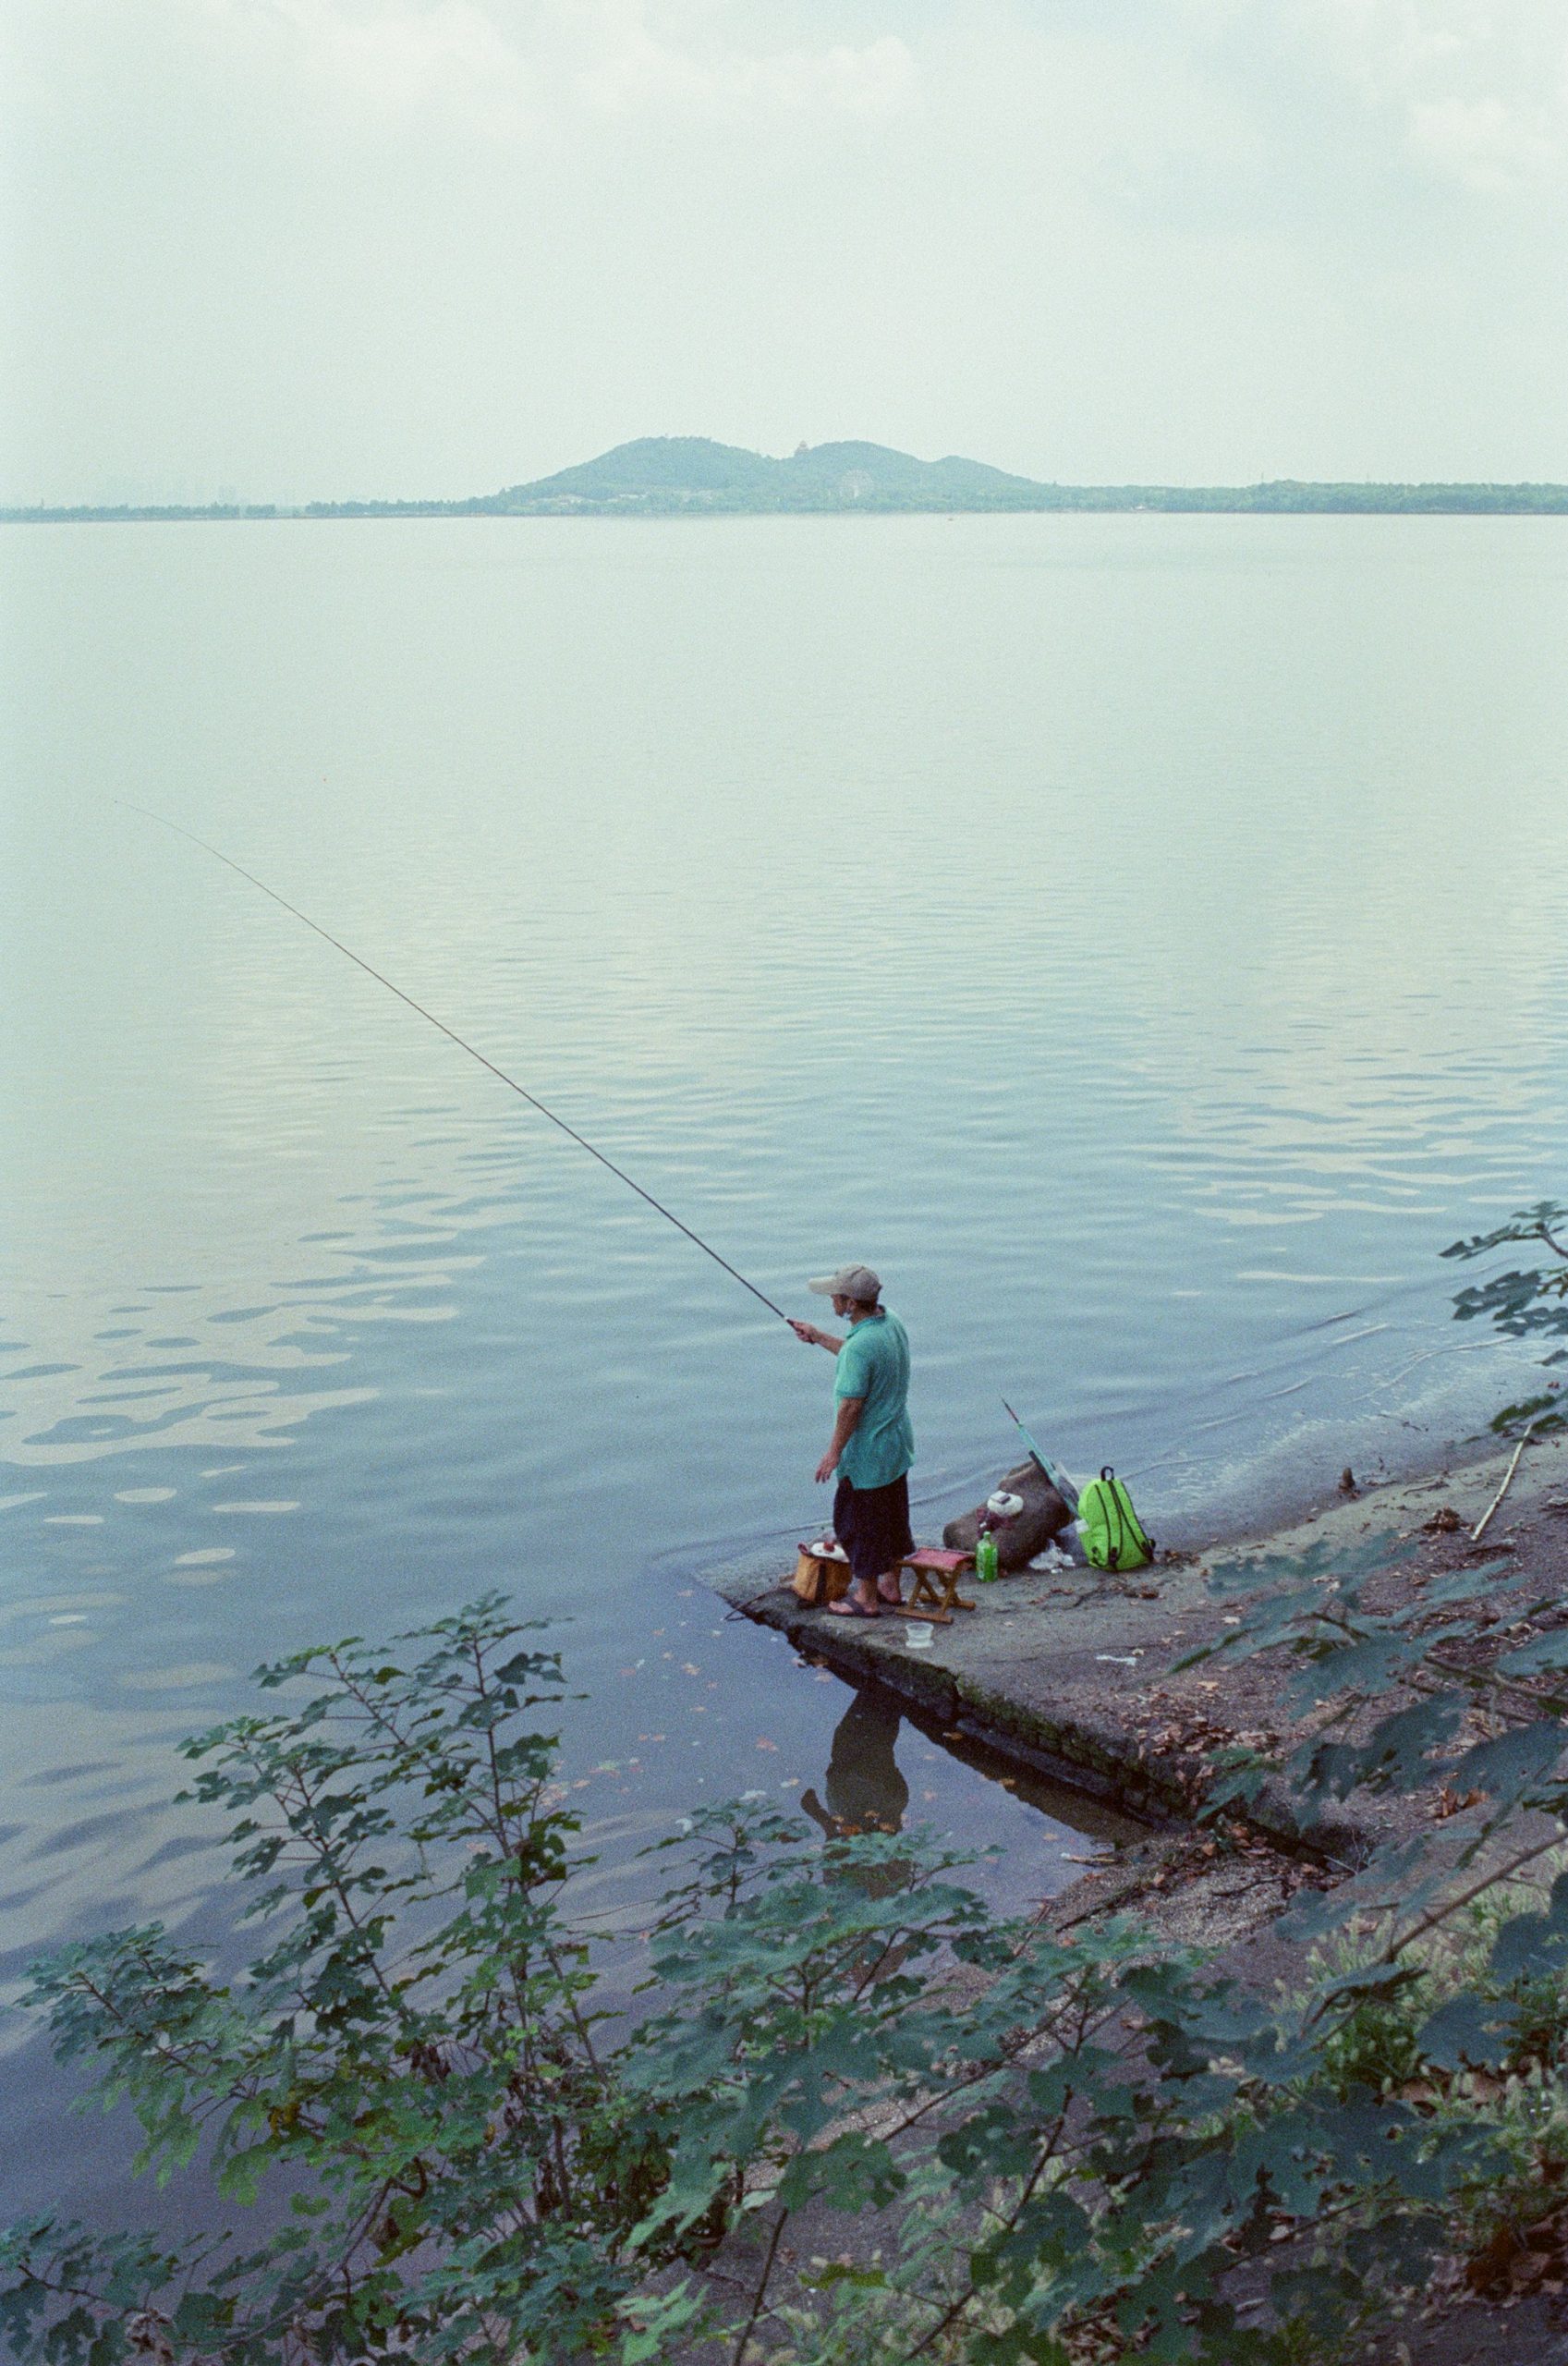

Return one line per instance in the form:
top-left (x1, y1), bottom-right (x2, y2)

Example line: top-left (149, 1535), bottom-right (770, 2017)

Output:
top-left (1078, 1467), bottom-right (1155, 1572)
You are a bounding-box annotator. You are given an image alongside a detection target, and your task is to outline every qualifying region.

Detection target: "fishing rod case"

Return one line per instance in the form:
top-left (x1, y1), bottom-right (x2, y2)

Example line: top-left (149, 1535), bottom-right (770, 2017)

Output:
top-left (943, 1458), bottom-right (1070, 1572)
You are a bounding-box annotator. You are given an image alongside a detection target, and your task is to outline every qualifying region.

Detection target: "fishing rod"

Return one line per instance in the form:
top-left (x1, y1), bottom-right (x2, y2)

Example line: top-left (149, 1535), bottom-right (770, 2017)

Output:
top-left (1001, 1396), bottom-right (1079, 1513)
top-left (114, 797), bottom-right (793, 1324)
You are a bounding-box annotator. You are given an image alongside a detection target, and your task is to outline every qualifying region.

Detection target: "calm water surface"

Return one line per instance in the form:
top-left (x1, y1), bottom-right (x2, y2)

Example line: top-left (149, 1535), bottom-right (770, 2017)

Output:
top-left (3, 515), bottom-right (1566, 2221)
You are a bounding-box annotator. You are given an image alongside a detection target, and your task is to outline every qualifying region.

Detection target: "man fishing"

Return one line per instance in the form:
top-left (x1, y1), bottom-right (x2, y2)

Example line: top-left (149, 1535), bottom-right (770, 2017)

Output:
top-left (790, 1264), bottom-right (915, 1618)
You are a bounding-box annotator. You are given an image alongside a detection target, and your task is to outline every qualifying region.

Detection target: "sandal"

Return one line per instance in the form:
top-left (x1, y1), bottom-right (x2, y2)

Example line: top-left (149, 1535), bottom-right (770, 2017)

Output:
top-left (827, 1597), bottom-right (880, 1618)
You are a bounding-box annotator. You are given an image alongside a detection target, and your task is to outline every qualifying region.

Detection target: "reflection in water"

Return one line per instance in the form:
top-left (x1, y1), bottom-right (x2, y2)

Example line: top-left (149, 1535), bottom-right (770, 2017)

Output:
top-left (800, 1685), bottom-right (910, 1839)
top-left (799, 1684), bottom-right (919, 1914)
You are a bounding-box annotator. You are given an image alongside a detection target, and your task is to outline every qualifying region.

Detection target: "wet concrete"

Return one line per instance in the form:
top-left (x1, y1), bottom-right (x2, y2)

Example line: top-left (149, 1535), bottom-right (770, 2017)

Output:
top-left (716, 1429), bottom-right (1568, 1863)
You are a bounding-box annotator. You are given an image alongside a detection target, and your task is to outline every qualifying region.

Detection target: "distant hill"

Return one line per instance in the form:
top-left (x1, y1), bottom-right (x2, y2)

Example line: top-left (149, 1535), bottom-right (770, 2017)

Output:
top-left (478, 435), bottom-right (1050, 513)
top-left (6, 440), bottom-right (1567, 520)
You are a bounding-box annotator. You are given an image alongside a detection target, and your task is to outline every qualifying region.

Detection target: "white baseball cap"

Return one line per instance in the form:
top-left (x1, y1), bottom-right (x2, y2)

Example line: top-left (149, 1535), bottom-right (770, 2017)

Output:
top-left (808, 1264), bottom-right (882, 1302)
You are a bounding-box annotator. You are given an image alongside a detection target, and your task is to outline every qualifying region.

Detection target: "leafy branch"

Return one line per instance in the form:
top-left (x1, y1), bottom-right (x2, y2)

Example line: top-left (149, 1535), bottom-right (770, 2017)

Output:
top-left (10, 1571), bottom-right (1568, 2363)
top-left (1444, 1200), bottom-right (1568, 1382)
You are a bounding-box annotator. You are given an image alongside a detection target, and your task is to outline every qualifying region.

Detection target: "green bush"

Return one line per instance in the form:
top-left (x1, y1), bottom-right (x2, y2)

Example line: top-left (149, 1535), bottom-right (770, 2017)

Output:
top-left (6, 1576), bottom-right (1568, 2364)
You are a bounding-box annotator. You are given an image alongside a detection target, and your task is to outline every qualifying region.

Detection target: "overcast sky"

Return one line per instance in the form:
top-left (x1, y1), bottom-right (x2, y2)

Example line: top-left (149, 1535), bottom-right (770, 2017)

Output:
top-left (4, 0), bottom-right (1566, 503)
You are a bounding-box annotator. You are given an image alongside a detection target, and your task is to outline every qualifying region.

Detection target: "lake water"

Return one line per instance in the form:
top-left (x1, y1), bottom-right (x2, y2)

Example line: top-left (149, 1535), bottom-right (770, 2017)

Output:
top-left (3, 514), bottom-right (1566, 2224)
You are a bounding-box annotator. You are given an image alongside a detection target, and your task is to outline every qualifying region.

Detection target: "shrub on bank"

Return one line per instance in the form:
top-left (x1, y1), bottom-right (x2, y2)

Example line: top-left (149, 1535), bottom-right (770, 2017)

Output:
top-left (5, 1573), bottom-right (1568, 2364)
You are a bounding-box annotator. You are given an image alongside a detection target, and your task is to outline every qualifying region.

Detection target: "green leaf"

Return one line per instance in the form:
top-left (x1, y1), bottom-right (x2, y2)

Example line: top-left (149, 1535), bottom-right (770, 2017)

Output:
top-left (1448, 1718), bottom-right (1563, 1805)
top-left (1497, 1628), bottom-right (1568, 1677)
top-left (1286, 1632), bottom-right (1424, 1705)
top-left (1418, 1994), bottom-right (1516, 2072)
top-left (1489, 1875), bottom-right (1568, 1984)
top-left (1303, 1697), bottom-right (1460, 1799)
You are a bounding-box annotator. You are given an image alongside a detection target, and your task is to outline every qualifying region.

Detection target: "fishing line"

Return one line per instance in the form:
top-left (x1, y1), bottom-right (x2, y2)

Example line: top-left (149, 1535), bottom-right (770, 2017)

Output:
top-left (114, 797), bottom-right (792, 1323)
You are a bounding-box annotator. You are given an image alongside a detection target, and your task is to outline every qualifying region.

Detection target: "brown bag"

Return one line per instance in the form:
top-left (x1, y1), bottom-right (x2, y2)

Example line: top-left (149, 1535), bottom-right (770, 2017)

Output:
top-left (792, 1550), bottom-right (850, 1607)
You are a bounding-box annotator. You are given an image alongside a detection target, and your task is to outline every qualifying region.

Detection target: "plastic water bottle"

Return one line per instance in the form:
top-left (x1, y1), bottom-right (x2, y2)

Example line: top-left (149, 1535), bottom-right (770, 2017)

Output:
top-left (976, 1530), bottom-right (1000, 1585)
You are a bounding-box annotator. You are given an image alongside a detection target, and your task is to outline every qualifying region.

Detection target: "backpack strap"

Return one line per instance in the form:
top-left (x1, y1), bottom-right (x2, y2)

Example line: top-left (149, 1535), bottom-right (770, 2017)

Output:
top-left (1101, 1467), bottom-right (1123, 1569)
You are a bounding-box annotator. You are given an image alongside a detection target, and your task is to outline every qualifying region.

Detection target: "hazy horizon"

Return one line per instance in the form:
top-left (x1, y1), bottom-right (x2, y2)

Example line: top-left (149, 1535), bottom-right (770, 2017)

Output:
top-left (4, 2), bottom-right (1566, 509)
top-left (7, 430), bottom-right (1568, 518)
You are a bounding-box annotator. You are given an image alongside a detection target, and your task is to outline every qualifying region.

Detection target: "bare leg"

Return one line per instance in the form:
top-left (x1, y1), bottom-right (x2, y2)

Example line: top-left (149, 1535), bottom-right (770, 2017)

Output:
top-left (876, 1566), bottom-right (904, 1606)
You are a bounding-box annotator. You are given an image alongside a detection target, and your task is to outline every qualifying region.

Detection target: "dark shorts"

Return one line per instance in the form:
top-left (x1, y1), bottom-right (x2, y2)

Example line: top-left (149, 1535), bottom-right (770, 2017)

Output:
top-left (832, 1473), bottom-right (914, 1587)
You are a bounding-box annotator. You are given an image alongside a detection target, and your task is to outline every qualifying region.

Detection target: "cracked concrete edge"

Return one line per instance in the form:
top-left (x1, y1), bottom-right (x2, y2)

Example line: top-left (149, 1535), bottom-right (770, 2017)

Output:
top-left (716, 1572), bottom-right (1369, 1863)
top-left (708, 1429), bottom-right (1568, 1862)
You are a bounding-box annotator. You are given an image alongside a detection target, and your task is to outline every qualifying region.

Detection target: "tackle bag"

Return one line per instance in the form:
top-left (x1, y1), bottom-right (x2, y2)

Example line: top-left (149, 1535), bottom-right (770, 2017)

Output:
top-left (792, 1548), bottom-right (851, 1607)
top-left (1077, 1469), bottom-right (1155, 1572)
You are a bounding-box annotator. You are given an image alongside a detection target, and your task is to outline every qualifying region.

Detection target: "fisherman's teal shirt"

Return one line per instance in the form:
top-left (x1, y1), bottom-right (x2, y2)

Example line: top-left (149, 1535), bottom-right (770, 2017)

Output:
top-left (834, 1310), bottom-right (915, 1490)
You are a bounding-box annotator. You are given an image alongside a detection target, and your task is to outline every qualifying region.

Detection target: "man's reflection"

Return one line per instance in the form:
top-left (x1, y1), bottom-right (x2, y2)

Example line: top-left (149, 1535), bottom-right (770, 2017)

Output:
top-left (800, 1683), bottom-right (909, 1839)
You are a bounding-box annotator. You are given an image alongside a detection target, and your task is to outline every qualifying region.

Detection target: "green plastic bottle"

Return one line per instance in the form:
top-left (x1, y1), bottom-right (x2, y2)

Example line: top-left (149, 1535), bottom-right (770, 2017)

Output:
top-left (975, 1530), bottom-right (1000, 1585)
